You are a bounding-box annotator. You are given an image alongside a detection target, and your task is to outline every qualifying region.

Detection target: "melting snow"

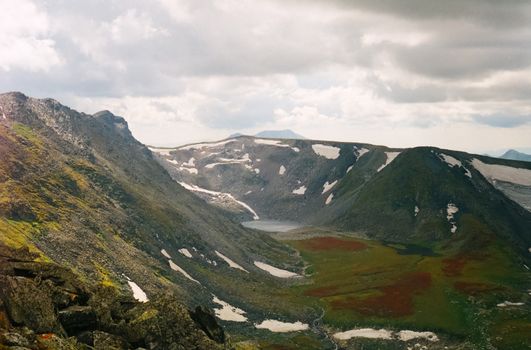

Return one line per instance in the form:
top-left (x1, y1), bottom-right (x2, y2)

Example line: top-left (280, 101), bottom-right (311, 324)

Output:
top-left (215, 251), bottom-right (249, 272)
top-left (292, 185), bottom-right (307, 195)
top-left (255, 320), bottom-right (309, 332)
top-left (161, 249), bottom-right (172, 259)
top-left (333, 328), bottom-right (393, 340)
top-left (254, 138), bottom-right (299, 152)
top-left (253, 261), bottom-right (299, 278)
top-left (322, 180), bottom-right (338, 194)
top-left (471, 158), bottom-right (531, 186)
top-left (178, 182), bottom-right (259, 219)
top-left (127, 281), bottom-right (148, 303)
top-left (439, 153), bottom-right (472, 178)
top-left (497, 301), bottom-right (524, 307)
top-left (377, 152), bottom-right (401, 172)
top-left (178, 248), bottom-right (192, 258)
top-left (325, 193), bottom-right (334, 205)
top-left (279, 165), bottom-right (286, 175)
top-left (169, 260), bottom-right (200, 284)
top-left (398, 330), bottom-right (439, 342)
top-left (415, 206), bottom-right (420, 216)
top-left (212, 296), bottom-right (248, 322)
top-left (254, 168), bottom-right (260, 174)
top-left (178, 139), bottom-right (237, 150)
top-left (292, 147), bottom-right (300, 153)
top-left (312, 144), bottom-right (340, 159)
top-left (346, 165), bottom-right (354, 173)
top-left (355, 147), bottom-right (370, 158)
top-left (149, 147), bottom-right (172, 156)
top-left (447, 203), bottom-right (459, 233)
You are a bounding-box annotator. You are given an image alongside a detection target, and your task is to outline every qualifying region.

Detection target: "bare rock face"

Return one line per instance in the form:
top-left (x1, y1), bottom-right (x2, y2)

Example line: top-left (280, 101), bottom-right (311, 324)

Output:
top-left (0, 244), bottom-right (225, 350)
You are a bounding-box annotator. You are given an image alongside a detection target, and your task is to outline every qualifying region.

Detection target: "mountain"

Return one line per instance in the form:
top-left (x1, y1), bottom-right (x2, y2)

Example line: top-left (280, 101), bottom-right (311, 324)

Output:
top-left (228, 129), bottom-right (305, 140)
top-left (152, 135), bottom-right (531, 349)
top-left (2, 93), bottom-right (530, 349)
top-left (0, 92), bottom-right (303, 349)
top-left (255, 129), bottom-right (306, 139)
top-left (501, 149), bottom-right (531, 162)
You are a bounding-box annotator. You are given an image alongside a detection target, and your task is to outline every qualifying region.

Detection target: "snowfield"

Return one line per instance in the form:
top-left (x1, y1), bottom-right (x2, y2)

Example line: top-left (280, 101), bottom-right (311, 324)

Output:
top-left (148, 147), bottom-right (172, 156)
top-left (292, 185), bottom-right (307, 195)
top-left (255, 320), bottom-right (309, 332)
top-left (439, 153), bottom-right (472, 177)
top-left (471, 158), bottom-right (531, 186)
top-left (333, 328), bottom-right (393, 340)
top-left (212, 296), bottom-right (248, 322)
top-left (169, 260), bottom-right (200, 284)
top-left (178, 182), bottom-right (259, 220)
top-left (178, 248), bottom-right (192, 258)
top-left (312, 144), bottom-right (340, 159)
top-left (447, 203), bottom-right (459, 233)
top-left (333, 328), bottom-right (439, 342)
top-left (398, 330), bottom-right (439, 342)
top-left (161, 249), bottom-right (172, 259)
top-left (322, 180), bottom-right (338, 194)
top-left (355, 147), bottom-right (370, 158)
top-left (497, 301), bottom-right (524, 307)
top-left (253, 261), bottom-right (299, 278)
top-left (127, 281), bottom-right (148, 303)
top-left (325, 193), bottom-right (334, 205)
top-left (377, 152), bottom-right (401, 172)
top-left (254, 138), bottom-right (299, 152)
top-left (178, 139), bottom-right (237, 150)
top-left (215, 251), bottom-right (249, 272)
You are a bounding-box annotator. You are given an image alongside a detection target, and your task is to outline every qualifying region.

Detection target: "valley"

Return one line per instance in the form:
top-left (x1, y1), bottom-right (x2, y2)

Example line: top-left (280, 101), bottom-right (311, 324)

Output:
top-left (0, 92), bottom-right (529, 350)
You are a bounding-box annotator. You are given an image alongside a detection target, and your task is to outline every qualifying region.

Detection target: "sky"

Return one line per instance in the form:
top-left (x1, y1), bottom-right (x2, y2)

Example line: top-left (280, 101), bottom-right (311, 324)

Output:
top-left (1, 0), bottom-right (531, 154)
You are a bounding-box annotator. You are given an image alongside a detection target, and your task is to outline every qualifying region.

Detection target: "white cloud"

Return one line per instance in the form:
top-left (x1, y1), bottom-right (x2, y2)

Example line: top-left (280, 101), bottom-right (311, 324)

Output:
top-left (0, 0), bottom-right (61, 72)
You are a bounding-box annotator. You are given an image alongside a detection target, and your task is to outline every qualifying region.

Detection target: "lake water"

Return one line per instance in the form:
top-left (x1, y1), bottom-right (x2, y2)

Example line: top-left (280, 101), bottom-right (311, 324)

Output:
top-left (241, 220), bottom-right (304, 232)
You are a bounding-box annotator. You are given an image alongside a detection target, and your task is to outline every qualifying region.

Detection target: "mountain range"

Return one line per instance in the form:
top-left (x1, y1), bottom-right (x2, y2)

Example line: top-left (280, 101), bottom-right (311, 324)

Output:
top-left (500, 149), bottom-right (531, 162)
top-left (229, 129), bottom-right (306, 140)
top-left (1, 92), bottom-right (530, 350)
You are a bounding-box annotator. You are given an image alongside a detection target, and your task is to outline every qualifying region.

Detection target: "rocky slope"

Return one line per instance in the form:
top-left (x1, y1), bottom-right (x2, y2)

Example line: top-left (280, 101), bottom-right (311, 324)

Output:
top-left (153, 136), bottom-right (531, 257)
top-left (0, 92), bottom-right (303, 349)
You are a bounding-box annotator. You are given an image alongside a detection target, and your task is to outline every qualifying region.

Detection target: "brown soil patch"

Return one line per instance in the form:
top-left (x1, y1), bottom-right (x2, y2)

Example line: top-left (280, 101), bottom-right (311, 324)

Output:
top-left (454, 281), bottom-right (503, 296)
top-left (299, 237), bottom-right (367, 251)
top-left (331, 271), bottom-right (432, 317)
top-left (442, 255), bottom-right (468, 277)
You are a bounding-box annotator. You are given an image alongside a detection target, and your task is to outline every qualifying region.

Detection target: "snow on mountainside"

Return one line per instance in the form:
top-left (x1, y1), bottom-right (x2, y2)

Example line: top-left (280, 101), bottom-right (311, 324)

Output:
top-left (150, 136), bottom-right (397, 222)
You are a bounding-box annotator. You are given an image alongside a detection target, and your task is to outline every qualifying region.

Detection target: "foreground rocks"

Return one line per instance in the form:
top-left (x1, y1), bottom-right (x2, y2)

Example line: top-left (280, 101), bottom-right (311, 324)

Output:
top-left (0, 244), bottom-right (226, 349)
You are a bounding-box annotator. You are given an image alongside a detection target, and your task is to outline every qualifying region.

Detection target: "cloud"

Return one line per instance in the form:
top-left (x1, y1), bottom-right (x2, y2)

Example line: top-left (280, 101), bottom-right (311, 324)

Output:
top-left (0, 0), bottom-right (62, 72)
top-left (0, 0), bottom-right (530, 152)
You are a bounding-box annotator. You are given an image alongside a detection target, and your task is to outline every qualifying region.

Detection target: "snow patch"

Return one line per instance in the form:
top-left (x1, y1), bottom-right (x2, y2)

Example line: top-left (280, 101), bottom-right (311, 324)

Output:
top-left (255, 320), bottom-right (308, 332)
top-left (355, 146), bottom-right (370, 158)
top-left (439, 153), bottom-right (472, 178)
top-left (149, 147), bottom-right (172, 156)
top-left (178, 248), bottom-right (192, 258)
top-left (497, 301), bottom-right (524, 307)
top-left (292, 185), bottom-right (306, 195)
top-left (377, 152), bottom-right (401, 172)
top-left (253, 261), bottom-right (299, 278)
top-left (415, 206), bottom-right (420, 216)
top-left (346, 165), bottom-right (354, 173)
top-left (254, 168), bottom-right (260, 174)
top-left (471, 158), bottom-right (531, 186)
top-left (312, 144), bottom-right (340, 159)
top-left (215, 251), bottom-right (249, 272)
top-left (398, 330), bottom-right (439, 342)
top-left (161, 249), bottom-right (172, 259)
top-left (325, 193), bottom-right (334, 205)
top-left (178, 139), bottom-right (236, 150)
top-left (212, 296), bottom-right (247, 322)
top-left (446, 203), bottom-right (459, 233)
top-left (168, 260), bottom-right (200, 284)
top-left (279, 165), bottom-right (286, 175)
top-left (322, 180), bottom-right (338, 194)
top-left (333, 328), bottom-right (393, 340)
top-left (127, 281), bottom-right (148, 303)
top-left (178, 182), bottom-right (259, 219)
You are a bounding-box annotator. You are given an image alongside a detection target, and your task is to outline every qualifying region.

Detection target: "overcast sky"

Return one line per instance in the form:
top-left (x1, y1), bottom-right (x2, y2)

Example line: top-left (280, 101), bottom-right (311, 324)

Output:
top-left (1, 0), bottom-right (531, 153)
